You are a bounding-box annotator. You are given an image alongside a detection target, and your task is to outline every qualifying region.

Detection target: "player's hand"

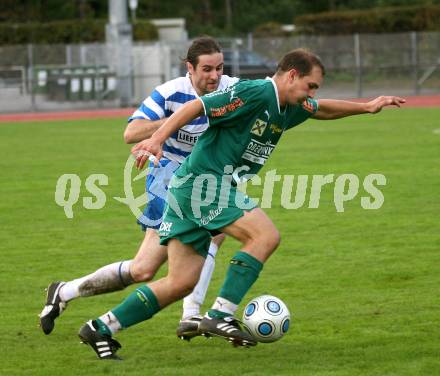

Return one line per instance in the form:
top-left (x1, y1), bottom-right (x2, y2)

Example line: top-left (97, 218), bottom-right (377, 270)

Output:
top-left (131, 138), bottom-right (163, 169)
top-left (367, 96), bottom-right (406, 113)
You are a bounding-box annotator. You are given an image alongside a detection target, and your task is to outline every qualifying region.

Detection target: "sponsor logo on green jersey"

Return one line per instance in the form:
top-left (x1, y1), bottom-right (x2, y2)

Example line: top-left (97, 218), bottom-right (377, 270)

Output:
top-left (251, 119), bottom-right (268, 136)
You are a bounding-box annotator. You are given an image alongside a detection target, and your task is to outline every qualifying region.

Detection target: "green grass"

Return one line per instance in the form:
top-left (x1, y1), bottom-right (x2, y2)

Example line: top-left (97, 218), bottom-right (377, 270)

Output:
top-left (1, 108), bottom-right (439, 375)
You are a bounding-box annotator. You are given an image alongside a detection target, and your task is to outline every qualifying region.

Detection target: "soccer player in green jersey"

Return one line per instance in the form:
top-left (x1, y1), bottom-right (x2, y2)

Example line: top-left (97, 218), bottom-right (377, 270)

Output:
top-left (78, 48), bottom-right (405, 359)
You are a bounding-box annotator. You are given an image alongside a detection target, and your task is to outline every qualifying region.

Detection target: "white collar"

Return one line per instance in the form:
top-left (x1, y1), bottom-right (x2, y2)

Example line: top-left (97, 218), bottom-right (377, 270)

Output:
top-left (266, 77), bottom-right (283, 114)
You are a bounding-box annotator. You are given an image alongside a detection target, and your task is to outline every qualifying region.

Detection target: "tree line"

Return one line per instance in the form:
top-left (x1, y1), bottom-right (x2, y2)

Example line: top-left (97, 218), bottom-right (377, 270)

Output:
top-left (0, 0), bottom-right (439, 45)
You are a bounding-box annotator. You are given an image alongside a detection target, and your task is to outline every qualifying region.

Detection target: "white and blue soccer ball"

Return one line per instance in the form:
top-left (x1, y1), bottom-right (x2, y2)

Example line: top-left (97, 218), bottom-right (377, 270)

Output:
top-left (242, 295), bottom-right (291, 343)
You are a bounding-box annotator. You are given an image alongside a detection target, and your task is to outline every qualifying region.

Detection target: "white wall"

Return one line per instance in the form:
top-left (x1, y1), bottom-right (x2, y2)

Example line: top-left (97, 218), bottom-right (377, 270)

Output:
top-left (131, 43), bottom-right (171, 104)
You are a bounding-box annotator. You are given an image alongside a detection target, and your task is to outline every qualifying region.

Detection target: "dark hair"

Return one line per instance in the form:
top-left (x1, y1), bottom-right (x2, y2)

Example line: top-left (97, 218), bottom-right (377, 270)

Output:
top-left (276, 48), bottom-right (325, 76)
top-left (184, 36), bottom-right (222, 68)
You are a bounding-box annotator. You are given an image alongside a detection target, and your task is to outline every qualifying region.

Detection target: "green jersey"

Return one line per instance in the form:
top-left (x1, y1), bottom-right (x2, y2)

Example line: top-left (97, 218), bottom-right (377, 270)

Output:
top-left (175, 78), bottom-right (318, 181)
top-left (160, 79), bottom-right (318, 254)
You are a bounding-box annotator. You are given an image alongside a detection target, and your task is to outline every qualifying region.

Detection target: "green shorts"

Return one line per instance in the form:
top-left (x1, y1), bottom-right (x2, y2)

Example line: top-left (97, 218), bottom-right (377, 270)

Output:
top-left (158, 175), bottom-right (257, 257)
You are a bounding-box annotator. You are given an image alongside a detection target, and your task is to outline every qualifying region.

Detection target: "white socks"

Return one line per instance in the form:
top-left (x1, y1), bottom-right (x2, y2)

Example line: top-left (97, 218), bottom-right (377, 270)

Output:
top-left (182, 242), bottom-right (218, 319)
top-left (98, 311), bottom-right (122, 335)
top-left (59, 260), bottom-right (133, 302)
top-left (211, 297), bottom-right (237, 316)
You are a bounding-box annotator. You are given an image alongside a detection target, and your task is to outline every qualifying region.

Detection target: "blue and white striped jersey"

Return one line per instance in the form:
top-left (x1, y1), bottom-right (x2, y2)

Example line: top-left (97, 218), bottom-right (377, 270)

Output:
top-left (129, 73), bottom-right (239, 163)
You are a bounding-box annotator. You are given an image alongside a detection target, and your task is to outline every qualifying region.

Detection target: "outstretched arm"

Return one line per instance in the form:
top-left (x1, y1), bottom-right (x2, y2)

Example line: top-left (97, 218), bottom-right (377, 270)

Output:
top-left (313, 96), bottom-right (406, 120)
top-left (131, 98), bottom-right (204, 169)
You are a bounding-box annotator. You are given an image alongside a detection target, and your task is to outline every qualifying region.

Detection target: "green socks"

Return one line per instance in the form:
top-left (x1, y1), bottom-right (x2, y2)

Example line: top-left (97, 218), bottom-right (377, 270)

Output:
top-left (95, 251), bottom-right (263, 334)
top-left (96, 285), bottom-right (160, 335)
top-left (209, 251), bottom-right (263, 318)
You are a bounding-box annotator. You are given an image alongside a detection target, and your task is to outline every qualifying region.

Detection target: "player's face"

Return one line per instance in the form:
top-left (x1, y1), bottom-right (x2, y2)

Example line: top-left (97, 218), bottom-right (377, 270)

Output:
top-left (188, 52), bottom-right (224, 96)
top-left (288, 66), bottom-right (323, 104)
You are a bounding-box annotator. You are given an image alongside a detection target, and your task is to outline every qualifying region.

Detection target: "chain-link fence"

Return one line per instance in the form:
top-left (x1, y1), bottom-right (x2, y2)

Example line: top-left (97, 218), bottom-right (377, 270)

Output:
top-left (251, 32), bottom-right (440, 98)
top-left (0, 31), bottom-right (439, 113)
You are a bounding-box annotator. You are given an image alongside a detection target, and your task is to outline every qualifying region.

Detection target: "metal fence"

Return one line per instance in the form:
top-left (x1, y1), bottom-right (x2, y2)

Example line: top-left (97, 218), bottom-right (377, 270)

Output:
top-left (250, 32), bottom-right (440, 99)
top-left (0, 31), bottom-right (439, 113)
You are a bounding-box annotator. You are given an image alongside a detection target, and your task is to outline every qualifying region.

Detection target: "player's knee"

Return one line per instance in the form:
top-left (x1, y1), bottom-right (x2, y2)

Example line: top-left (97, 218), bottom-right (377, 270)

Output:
top-left (261, 229), bottom-right (281, 252)
top-left (129, 262), bottom-right (156, 283)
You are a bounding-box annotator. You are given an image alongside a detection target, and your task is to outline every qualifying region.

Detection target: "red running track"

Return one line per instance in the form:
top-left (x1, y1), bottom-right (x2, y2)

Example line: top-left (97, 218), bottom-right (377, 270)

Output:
top-left (0, 108), bottom-right (135, 123)
top-left (0, 95), bottom-right (439, 123)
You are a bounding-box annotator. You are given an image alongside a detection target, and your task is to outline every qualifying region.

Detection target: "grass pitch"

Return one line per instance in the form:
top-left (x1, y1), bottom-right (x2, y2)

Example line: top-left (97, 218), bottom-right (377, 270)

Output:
top-left (0, 108), bottom-right (439, 375)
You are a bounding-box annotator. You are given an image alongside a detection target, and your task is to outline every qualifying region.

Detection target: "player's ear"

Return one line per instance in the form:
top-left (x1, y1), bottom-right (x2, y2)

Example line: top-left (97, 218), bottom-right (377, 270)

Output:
top-left (288, 68), bottom-right (298, 81)
top-left (187, 62), bottom-right (195, 75)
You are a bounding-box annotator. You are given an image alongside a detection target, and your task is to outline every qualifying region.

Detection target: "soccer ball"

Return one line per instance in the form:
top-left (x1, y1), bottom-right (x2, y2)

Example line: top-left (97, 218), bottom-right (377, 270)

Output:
top-left (242, 295), bottom-right (290, 343)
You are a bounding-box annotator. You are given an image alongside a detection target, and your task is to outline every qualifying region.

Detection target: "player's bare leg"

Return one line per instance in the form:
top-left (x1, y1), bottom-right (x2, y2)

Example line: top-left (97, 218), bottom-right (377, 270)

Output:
top-left (129, 229), bottom-right (168, 282)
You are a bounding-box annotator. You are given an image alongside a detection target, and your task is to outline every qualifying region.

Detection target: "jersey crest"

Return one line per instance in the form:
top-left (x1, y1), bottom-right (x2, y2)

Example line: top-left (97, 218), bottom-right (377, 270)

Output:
top-left (251, 119), bottom-right (268, 136)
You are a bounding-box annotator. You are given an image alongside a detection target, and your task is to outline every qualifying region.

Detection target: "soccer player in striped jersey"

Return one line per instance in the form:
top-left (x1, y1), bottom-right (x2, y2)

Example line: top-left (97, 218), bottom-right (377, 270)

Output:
top-left (39, 37), bottom-right (238, 344)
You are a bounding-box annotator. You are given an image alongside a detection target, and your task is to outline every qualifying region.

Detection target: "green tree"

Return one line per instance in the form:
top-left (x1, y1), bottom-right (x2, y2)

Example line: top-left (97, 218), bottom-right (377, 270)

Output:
top-left (1, 0), bottom-right (439, 36)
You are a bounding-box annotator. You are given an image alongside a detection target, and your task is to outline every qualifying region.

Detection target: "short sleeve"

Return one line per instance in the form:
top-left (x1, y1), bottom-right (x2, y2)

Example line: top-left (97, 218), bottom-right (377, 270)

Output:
top-left (286, 98), bottom-right (319, 130)
top-left (128, 89), bottom-right (167, 123)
